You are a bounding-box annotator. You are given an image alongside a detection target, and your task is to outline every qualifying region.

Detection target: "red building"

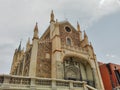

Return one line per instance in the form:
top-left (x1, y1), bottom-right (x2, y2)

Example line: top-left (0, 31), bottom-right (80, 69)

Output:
top-left (99, 63), bottom-right (120, 90)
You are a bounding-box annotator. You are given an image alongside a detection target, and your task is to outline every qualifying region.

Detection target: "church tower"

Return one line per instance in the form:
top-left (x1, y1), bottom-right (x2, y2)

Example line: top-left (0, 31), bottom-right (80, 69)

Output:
top-left (9, 11), bottom-right (104, 90)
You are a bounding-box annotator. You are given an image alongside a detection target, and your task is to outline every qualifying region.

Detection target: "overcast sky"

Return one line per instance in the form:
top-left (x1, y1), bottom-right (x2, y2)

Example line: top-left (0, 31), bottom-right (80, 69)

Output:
top-left (0, 0), bottom-right (120, 74)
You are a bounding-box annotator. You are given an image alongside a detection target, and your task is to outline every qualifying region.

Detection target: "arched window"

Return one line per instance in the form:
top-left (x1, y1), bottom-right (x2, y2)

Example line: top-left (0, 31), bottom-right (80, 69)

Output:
top-left (66, 38), bottom-right (71, 46)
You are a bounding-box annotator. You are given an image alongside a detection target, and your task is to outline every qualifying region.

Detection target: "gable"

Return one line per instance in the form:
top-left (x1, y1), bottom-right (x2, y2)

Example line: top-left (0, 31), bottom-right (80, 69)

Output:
top-left (40, 26), bottom-right (50, 40)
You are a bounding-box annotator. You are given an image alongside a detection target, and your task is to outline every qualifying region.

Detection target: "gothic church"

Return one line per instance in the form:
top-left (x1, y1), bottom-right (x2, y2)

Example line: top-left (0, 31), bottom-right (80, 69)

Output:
top-left (0, 11), bottom-right (104, 90)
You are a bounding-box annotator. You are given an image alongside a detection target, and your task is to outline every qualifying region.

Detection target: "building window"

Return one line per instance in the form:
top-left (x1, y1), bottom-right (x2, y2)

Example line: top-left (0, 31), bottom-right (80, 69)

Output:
top-left (65, 26), bottom-right (71, 32)
top-left (66, 38), bottom-right (71, 46)
top-left (114, 70), bottom-right (120, 84)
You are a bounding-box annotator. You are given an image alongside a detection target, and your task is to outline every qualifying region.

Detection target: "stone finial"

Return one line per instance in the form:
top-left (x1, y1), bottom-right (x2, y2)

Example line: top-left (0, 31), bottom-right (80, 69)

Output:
top-left (56, 19), bottom-right (59, 26)
top-left (77, 21), bottom-right (81, 32)
top-left (18, 40), bottom-right (22, 51)
top-left (34, 22), bottom-right (38, 32)
top-left (26, 37), bottom-right (30, 51)
top-left (50, 10), bottom-right (55, 23)
top-left (83, 30), bottom-right (89, 45)
top-left (33, 22), bottom-right (39, 39)
top-left (84, 30), bottom-right (88, 38)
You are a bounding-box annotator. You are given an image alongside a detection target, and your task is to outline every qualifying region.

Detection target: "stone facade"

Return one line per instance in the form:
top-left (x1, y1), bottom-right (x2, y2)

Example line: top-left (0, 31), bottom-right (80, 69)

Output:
top-left (5, 11), bottom-right (105, 90)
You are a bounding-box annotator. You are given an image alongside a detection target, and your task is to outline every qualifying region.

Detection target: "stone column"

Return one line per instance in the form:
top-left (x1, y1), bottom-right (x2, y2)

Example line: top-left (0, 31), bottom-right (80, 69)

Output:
top-left (30, 78), bottom-right (36, 90)
top-left (94, 60), bottom-right (105, 90)
top-left (29, 39), bottom-right (38, 77)
top-left (92, 68), bottom-right (97, 88)
top-left (52, 79), bottom-right (57, 90)
top-left (2, 75), bottom-right (10, 89)
top-left (69, 81), bottom-right (73, 90)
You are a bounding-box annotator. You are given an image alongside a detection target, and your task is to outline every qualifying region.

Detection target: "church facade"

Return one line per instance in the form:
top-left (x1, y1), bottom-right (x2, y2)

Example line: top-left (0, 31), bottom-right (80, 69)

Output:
top-left (0, 11), bottom-right (104, 90)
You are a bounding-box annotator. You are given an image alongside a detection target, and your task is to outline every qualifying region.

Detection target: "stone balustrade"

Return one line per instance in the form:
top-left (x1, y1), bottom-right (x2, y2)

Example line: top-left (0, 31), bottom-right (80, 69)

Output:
top-left (0, 74), bottom-right (97, 90)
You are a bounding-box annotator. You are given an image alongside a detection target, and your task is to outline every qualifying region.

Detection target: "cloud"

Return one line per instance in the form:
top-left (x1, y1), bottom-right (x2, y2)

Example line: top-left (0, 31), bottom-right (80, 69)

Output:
top-left (99, 0), bottom-right (120, 15)
top-left (54, 0), bottom-right (120, 29)
top-left (106, 54), bottom-right (120, 60)
top-left (0, 0), bottom-right (119, 30)
top-left (83, 0), bottom-right (120, 29)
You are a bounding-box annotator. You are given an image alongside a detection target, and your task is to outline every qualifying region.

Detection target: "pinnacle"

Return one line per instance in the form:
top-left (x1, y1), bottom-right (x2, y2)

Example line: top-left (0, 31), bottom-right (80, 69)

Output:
top-left (18, 40), bottom-right (22, 51)
top-left (84, 30), bottom-right (87, 38)
top-left (50, 10), bottom-right (55, 23)
top-left (77, 21), bottom-right (80, 32)
top-left (34, 22), bottom-right (38, 32)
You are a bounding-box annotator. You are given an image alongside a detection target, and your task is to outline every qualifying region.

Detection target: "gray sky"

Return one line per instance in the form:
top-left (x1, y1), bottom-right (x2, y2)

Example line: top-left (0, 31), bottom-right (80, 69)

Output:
top-left (0, 0), bottom-right (120, 74)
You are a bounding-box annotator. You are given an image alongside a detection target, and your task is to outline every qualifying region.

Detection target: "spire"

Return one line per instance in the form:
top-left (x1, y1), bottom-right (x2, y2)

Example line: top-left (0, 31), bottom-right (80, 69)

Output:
top-left (33, 22), bottom-right (39, 39)
top-left (18, 40), bottom-right (22, 51)
top-left (84, 30), bottom-right (88, 38)
top-left (83, 30), bottom-right (89, 45)
top-left (50, 10), bottom-right (55, 23)
top-left (56, 19), bottom-right (59, 26)
top-left (34, 22), bottom-right (38, 32)
top-left (77, 22), bottom-right (82, 41)
top-left (77, 21), bottom-right (81, 32)
top-left (26, 37), bottom-right (30, 51)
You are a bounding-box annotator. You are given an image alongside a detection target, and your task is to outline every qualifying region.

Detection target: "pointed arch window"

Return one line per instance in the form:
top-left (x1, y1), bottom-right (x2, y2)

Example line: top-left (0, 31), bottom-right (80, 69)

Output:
top-left (66, 38), bottom-right (71, 46)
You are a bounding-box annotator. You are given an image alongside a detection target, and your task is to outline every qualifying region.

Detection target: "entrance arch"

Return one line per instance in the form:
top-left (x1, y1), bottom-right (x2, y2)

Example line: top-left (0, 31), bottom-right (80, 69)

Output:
top-left (63, 56), bottom-right (94, 87)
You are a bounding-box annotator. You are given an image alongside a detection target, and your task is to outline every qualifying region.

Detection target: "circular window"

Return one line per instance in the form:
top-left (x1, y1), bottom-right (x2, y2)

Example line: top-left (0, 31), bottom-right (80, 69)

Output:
top-left (65, 26), bottom-right (71, 32)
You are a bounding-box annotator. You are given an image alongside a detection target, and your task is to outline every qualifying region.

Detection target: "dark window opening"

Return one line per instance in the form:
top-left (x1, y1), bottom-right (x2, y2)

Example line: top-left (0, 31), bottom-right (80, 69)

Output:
top-left (66, 38), bottom-right (71, 45)
top-left (65, 26), bottom-right (71, 32)
top-left (115, 70), bottom-right (120, 84)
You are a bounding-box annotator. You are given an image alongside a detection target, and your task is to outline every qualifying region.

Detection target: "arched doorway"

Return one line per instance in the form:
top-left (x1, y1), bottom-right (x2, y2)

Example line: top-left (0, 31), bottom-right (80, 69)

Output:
top-left (63, 56), bottom-right (95, 87)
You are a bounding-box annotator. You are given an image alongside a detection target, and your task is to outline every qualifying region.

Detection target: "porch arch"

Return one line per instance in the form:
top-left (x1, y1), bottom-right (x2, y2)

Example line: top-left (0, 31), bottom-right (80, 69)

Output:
top-left (62, 54), bottom-right (95, 87)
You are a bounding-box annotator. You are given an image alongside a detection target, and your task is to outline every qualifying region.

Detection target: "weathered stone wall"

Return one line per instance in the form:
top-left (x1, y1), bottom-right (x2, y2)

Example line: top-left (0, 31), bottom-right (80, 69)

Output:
top-left (23, 50), bottom-right (31, 76)
top-left (56, 61), bottom-right (64, 79)
top-left (36, 42), bottom-right (52, 78)
top-left (59, 22), bottom-right (80, 47)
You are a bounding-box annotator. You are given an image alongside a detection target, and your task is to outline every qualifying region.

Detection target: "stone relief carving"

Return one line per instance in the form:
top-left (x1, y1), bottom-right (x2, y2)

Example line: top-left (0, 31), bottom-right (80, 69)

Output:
top-left (64, 57), bottom-right (80, 80)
